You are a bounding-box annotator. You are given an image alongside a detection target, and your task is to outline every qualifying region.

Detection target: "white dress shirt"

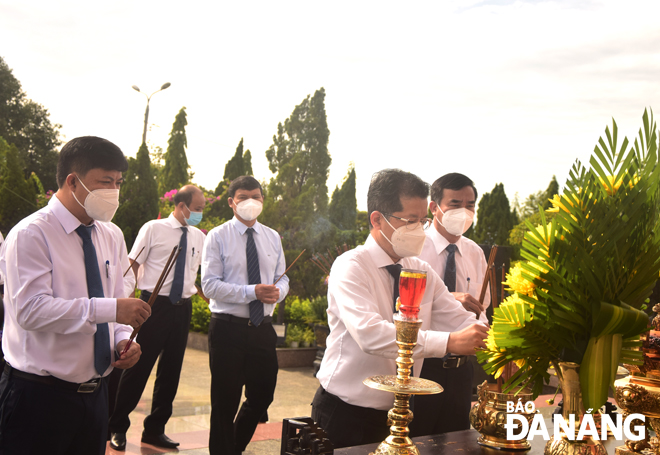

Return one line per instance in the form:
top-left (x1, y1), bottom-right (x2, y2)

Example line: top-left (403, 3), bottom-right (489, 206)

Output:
top-left (0, 231), bottom-right (4, 286)
top-left (418, 227), bottom-right (490, 326)
top-left (130, 213), bottom-right (206, 298)
top-left (0, 195), bottom-right (133, 383)
top-left (201, 217), bottom-right (289, 317)
top-left (315, 235), bottom-right (485, 410)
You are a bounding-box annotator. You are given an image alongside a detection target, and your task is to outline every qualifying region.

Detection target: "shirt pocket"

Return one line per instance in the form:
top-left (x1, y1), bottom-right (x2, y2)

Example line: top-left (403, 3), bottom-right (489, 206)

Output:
top-left (189, 249), bottom-right (202, 272)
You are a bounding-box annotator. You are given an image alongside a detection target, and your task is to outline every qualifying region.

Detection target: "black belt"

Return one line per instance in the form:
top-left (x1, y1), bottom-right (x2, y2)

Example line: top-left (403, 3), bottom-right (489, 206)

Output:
top-left (212, 313), bottom-right (272, 326)
top-left (140, 290), bottom-right (192, 306)
top-left (440, 355), bottom-right (468, 369)
top-left (4, 364), bottom-right (103, 393)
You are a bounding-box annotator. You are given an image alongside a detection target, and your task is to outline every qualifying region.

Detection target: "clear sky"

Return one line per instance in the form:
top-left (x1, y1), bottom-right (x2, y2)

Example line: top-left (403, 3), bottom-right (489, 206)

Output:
top-left (1, 0), bottom-right (659, 211)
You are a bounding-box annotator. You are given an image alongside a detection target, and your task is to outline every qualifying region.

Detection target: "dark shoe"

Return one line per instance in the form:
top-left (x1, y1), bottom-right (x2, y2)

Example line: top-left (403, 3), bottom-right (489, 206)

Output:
top-left (109, 433), bottom-right (126, 451)
top-left (141, 433), bottom-right (180, 449)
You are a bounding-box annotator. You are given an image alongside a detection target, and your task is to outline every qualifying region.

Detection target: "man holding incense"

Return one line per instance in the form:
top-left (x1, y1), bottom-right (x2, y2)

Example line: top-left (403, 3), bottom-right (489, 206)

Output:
top-left (109, 185), bottom-right (206, 451)
top-left (312, 169), bottom-right (488, 449)
top-left (202, 175), bottom-right (289, 455)
top-left (0, 136), bottom-right (149, 455)
top-left (410, 172), bottom-right (490, 437)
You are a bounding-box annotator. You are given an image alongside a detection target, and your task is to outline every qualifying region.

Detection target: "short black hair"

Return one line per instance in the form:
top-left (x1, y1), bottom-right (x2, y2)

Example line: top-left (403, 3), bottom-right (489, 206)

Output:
top-left (173, 185), bottom-right (201, 207)
top-left (228, 175), bottom-right (262, 199)
top-left (430, 173), bottom-right (478, 204)
top-left (56, 136), bottom-right (128, 188)
top-left (367, 169), bottom-right (429, 229)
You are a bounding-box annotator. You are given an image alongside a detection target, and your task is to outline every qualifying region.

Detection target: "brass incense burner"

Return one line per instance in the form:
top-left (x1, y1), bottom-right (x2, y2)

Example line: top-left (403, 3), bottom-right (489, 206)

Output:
top-left (614, 304), bottom-right (660, 455)
top-left (469, 380), bottom-right (536, 450)
top-left (363, 315), bottom-right (442, 455)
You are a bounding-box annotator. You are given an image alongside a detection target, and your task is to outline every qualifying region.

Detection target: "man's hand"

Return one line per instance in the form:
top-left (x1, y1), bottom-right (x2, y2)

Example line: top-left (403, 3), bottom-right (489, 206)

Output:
top-left (452, 292), bottom-right (483, 317)
top-left (255, 284), bottom-right (280, 304)
top-left (113, 339), bottom-right (142, 369)
top-left (446, 324), bottom-right (489, 355)
top-left (116, 298), bottom-right (151, 328)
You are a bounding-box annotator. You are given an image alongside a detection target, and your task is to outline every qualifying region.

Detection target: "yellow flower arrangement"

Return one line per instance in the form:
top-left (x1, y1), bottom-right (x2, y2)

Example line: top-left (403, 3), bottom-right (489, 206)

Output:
top-left (477, 109), bottom-right (660, 410)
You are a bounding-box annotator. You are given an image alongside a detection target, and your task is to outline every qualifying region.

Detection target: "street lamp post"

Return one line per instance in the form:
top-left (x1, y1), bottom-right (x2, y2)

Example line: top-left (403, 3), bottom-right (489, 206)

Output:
top-left (132, 82), bottom-right (171, 144)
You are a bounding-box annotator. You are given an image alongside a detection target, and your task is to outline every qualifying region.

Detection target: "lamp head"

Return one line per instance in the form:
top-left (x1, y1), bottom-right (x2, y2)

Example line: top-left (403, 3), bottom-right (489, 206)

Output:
top-left (161, 82), bottom-right (171, 90)
top-left (131, 85), bottom-right (141, 92)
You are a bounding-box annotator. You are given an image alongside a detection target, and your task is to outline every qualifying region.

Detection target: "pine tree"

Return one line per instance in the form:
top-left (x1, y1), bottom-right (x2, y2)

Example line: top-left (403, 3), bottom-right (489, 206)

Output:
top-left (328, 166), bottom-right (357, 230)
top-left (262, 87), bottom-right (331, 247)
top-left (473, 183), bottom-right (516, 245)
top-left (221, 138), bottom-right (254, 182)
top-left (0, 137), bottom-right (37, 233)
top-left (114, 142), bottom-right (159, 249)
top-left (160, 107), bottom-right (189, 195)
top-left (542, 175), bottom-right (559, 210)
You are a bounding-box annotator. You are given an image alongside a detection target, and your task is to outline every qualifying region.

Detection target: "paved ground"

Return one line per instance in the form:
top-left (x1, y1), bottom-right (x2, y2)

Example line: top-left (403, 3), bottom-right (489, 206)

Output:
top-left (105, 347), bottom-right (320, 455)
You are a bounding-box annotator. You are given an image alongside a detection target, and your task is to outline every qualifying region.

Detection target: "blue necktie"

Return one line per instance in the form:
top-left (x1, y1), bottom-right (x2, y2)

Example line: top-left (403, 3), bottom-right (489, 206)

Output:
top-left (75, 225), bottom-right (111, 375)
top-left (444, 243), bottom-right (458, 292)
top-left (385, 264), bottom-right (403, 312)
top-left (246, 228), bottom-right (264, 326)
top-left (169, 227), bottom-right (187, 304)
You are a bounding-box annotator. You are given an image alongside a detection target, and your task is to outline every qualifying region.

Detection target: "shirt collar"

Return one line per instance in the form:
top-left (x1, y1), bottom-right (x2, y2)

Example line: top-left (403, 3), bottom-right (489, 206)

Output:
top-left (428, 226), bottom-right (462, 256)
top-left (365, 234), bottom-right (400, 269)
top-left (167, 213), bottom-right (187, 230)
top-left (50, 194), bottom-right (95, 235)
top-left (230, 216), bottom-right (263, 236)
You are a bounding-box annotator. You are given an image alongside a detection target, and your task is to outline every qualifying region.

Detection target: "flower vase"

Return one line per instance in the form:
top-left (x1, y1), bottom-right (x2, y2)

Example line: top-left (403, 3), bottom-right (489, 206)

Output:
top-left (544, 362), bottom-right (607, 455)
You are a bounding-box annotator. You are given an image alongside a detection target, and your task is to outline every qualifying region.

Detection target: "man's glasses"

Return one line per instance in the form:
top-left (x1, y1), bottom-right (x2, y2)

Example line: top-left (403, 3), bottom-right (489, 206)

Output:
top-left (384, 214), bottom-right (433, 230)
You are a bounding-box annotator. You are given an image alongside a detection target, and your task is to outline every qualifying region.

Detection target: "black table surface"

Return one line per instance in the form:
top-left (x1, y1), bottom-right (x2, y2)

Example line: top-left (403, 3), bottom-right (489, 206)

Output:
top-left (334, 427), bottom-right (623, 455)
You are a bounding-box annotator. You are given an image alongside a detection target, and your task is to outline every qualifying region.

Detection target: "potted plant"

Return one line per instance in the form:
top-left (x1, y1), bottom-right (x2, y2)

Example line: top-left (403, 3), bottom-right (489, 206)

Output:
top-left (478, 110), bottom-right (660, 454)
top-left (302, 327), bottom-right (316, 348)
top-left (286, 325), bottom-right (303, 348)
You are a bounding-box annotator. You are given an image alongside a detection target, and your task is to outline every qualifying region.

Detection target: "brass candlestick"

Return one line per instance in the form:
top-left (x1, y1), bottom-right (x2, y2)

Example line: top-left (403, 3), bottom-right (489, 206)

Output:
top-left (363, 314), bottom-right (443, 455)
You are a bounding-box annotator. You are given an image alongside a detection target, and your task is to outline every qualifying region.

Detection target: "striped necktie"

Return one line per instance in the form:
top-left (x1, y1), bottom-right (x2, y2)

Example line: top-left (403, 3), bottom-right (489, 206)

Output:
top-left (444, 243), bottom-right (458, 292)
top-left (246, 228), bottom-right (264, 326)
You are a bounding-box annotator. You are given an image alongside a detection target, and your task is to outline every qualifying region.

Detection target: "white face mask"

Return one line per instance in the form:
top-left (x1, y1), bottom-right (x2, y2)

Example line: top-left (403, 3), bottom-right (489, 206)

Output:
top-left (72, 175), bottom-right (120, 222)
top-left (438, 207), bottom-right (474, 236)
top-left (381, 216), bottom-right (426, 258)
top-left (235, 198), bottom-right (263, 221)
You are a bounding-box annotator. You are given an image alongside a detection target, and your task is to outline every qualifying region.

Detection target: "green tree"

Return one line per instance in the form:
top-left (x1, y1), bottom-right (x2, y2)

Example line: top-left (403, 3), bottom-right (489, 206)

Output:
top-left (160, 107), bottom-right (189, 195)
top-left (262, 88), bottom-right (331, 239)
top-left (114, 143), bottom-right (159, 249)
top-left (514, 175), bottom-right (561, 221)
top-left (221, 138), bottom-right (253, 183)
top-left (0, 137), bottom-right (37, 233)
top-left (541, 175), bottom-right (559, 210)
top-left (473, 183), bottom-right (516, 245)
top-left (0, 56), bottom-right (62, 192)
top-left (328, 166), bottom-right (357, 230)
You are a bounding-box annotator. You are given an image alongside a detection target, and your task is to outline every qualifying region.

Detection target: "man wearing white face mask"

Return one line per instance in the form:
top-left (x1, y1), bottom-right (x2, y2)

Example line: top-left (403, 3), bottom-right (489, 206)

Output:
top-left (109, 185), bottom-right (206, 451)
top-left (0, 136), bottom-right (149, 455)
top-left (312, 169), bottom-right (488, 449)
top-left (410, 172), bottom-right (490, 437)
top-left (202, 175), bottom-right (289, 455)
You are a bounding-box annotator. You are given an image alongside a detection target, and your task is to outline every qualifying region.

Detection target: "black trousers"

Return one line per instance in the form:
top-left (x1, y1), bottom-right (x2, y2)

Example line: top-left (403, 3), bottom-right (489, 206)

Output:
top-left (310, 386), bottom-right (390, 449)
top-left (109, 293), bottom-right (192, 435)
top-left (0, 368), bottom-right (108, 455)
top-left (409, 357), bottom-right (474, 436)
top-left (208, 316), bottom-right (278, 455)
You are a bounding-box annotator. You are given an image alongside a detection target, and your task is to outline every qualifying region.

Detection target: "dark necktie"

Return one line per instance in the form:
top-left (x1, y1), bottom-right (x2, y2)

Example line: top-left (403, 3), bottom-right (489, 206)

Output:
top-left (385, 264), bottom-right (403, 312)
top-left (444, 243), bottom-right (458, 292)
top-left (246, 228), bottom-right (264, 326)
top-left (75, 225), bottom-right (111, 375)
top-left (169, 227), bottom-right (188, 304)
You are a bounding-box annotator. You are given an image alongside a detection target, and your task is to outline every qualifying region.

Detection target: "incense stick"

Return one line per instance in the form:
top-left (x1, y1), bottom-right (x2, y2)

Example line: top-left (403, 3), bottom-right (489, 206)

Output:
top-left (274, 249), bottom-right (306, 285)
top-left (123, 246), bottom-right (145, 277)
top-left (120, 246), bottom-right (180, 356)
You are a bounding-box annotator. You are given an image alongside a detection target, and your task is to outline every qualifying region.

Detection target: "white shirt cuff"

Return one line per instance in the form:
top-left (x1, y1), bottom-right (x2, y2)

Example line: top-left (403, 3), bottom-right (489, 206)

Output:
top-left (95, 298), bottom-right (117, 324)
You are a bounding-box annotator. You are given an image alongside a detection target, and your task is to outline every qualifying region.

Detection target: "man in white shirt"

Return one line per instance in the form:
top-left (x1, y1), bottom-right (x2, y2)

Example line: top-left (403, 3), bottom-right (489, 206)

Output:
top-left (0, 136), bottom-right (150, 455)
top-left (202, 176), bottom-right (289, 455)
top-left (109, 185), bottom-right (207, 451)
top-left (312, 169), bottom-right (489, 449)
top-left (411, 172), bottom-right (490, 437)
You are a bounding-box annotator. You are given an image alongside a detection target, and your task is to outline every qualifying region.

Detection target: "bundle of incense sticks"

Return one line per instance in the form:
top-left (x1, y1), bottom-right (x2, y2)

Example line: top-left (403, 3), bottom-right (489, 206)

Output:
top-left (478, 245), bottom-right (498, 305)
top-left (120, 245), bottom-right (181, 356)
top-left (274, 249), bottom-right (306, 285)
top-left (309, 244), bottom-right (351, 275)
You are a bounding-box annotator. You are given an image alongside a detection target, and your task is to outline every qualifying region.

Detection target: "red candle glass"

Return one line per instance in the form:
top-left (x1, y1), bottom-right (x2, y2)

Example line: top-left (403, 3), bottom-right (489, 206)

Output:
top-left (398, 268), bottom-right (427, 320)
